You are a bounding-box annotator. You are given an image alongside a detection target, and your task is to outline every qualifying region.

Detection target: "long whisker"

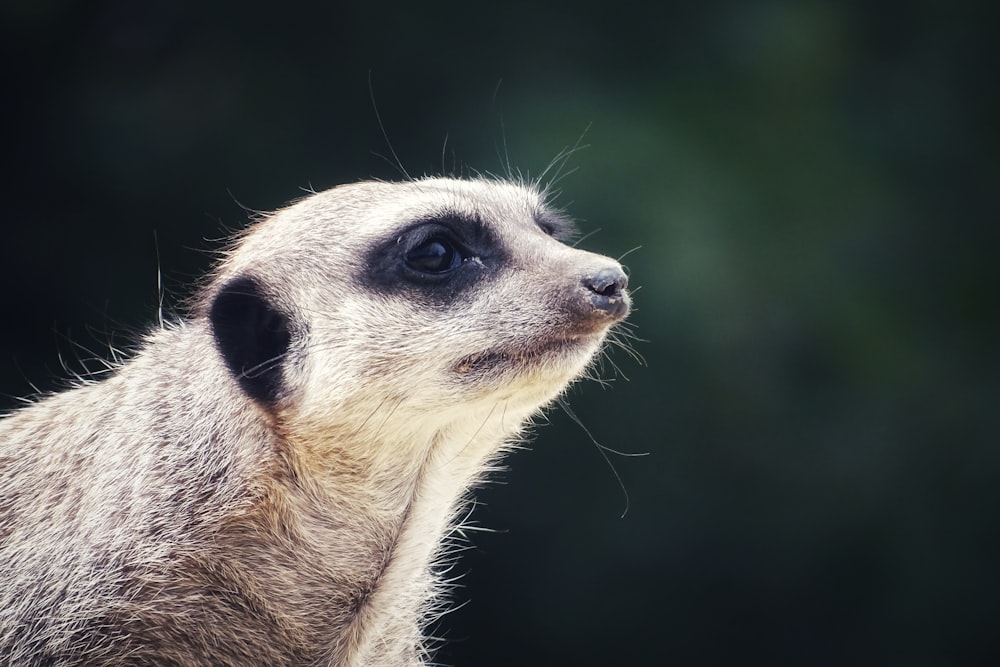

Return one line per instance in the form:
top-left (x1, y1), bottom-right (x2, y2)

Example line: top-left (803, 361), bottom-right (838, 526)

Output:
top-left (556, 397), bottom-right (648, 520)
top-left (368, 70), bottom-right (410, 180)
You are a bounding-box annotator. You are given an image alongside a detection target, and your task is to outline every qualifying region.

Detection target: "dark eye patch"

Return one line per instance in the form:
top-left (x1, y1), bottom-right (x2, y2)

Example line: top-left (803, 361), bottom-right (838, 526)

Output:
top-left (359, 211), bottom-right (506, 304)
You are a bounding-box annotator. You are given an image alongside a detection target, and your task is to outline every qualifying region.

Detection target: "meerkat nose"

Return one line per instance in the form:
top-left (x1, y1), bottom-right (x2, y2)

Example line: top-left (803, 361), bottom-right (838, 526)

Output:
top-left (584, 266), bottom-right (628, 298)
top-left (581, 265), bottom-right (630, 320)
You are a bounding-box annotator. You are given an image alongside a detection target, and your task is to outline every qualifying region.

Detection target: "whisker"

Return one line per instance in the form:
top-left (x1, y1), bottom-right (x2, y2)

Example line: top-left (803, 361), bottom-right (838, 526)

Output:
top-left (617, 245), bottom-right (643, 262)
top-left (571, 228), bottom-right (603, 248)
top-left (556, 397), bottom-right (647, 520)
top-left (368, 70), bottom-right (410, 181)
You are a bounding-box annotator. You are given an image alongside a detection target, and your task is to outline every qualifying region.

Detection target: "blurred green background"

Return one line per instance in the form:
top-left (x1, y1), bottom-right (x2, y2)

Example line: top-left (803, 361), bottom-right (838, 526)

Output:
top-left (1, 1), bottom-right (996, 665)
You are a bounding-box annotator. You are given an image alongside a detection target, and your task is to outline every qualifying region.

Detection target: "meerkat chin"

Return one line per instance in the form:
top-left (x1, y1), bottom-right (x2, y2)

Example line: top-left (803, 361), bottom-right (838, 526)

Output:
top-left (0, 176), bottom-right (631, 666)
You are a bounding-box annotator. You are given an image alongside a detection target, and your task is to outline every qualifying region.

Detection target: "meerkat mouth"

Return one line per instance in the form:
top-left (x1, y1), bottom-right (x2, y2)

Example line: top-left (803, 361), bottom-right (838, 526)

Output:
top-left (453, 334), bottom-right (600, 376)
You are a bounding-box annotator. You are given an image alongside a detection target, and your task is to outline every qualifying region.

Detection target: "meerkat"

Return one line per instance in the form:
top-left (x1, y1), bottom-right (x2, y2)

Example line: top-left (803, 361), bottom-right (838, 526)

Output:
top-left (0, 176), bottom-right (631, 666)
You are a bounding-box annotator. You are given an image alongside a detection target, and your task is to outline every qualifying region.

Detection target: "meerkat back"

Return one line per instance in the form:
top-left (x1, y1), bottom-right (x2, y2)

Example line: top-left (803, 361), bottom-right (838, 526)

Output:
top-left (0, 177), bottom-right (631, 666)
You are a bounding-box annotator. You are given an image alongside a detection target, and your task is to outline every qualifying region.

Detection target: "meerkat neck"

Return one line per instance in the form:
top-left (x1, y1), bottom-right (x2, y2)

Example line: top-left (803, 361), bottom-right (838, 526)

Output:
top-left (274, 404), bottom-right (522, 665)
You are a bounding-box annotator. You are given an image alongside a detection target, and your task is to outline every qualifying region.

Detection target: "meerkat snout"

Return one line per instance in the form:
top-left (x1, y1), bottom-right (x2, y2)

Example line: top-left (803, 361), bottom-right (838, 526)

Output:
top-left (544, 260), bottom-right (630, 338)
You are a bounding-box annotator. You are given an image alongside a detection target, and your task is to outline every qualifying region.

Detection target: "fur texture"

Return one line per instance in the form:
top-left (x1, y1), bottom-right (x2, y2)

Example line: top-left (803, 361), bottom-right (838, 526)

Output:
top-left (0, 177), bottom-right (630, 666)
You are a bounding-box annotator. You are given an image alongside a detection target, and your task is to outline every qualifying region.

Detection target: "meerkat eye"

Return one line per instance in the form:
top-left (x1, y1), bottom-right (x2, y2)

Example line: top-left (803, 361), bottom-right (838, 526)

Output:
top-left (405, 237), bottom-right (463, 274)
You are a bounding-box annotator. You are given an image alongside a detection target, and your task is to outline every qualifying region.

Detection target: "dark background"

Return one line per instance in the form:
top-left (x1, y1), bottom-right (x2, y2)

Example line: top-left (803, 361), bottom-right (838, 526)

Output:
top-left (2, 1), bottom-right (997, 665)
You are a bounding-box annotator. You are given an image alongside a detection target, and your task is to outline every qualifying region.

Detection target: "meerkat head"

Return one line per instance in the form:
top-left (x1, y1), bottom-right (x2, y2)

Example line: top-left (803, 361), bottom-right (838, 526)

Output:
top-left (204, 177), bottom-right (629, 453)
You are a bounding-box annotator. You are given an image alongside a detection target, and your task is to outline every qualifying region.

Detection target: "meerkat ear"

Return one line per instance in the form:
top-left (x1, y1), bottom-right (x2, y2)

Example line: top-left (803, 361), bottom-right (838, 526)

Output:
top-left (209, 275), bottom-right (291, 405)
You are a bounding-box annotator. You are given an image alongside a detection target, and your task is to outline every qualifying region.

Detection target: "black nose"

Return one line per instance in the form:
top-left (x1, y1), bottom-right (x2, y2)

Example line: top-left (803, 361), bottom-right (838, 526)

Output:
top-left (582, 266), bottom-right (630, 319)
top-left (583, 266), bottom-right (628, 298)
